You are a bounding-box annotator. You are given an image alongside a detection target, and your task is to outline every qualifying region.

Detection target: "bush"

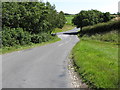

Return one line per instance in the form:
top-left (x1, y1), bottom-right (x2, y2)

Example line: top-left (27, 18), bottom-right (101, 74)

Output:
top-left (2, 27), bottom-right (57, 47)
top-left (80, 20), bottom-right (120, 36)
top-left (2, 27), bottom-right (31, 47)
top-left (31, 33), bottom-right (53, 44)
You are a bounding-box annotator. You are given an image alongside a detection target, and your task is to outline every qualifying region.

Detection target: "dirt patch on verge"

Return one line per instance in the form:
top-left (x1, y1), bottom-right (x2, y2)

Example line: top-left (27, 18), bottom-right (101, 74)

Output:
top-left (67, 57), bottom-right (88, 88)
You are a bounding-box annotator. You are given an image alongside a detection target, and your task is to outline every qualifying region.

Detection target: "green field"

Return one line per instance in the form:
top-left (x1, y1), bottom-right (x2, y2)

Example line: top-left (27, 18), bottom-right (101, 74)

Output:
top-left (52, 25), bottom-right (75, 33)
top-left (65, 15), bottom-right (74, 25)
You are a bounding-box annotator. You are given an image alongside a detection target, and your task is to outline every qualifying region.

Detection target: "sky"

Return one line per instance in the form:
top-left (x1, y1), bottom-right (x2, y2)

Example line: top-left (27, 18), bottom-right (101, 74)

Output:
top-left (42, 0), bottom-right (120, 14)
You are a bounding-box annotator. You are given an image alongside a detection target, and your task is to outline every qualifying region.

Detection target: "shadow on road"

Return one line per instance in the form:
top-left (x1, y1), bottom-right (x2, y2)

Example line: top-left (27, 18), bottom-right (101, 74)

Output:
top-left (63, 32), bottom-right (79, 35)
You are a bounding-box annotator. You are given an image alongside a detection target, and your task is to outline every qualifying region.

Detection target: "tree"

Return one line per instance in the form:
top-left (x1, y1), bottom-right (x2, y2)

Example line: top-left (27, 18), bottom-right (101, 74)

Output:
top-left (57, 11), bottom-right (66, 28)
top-left (2, 2), bottom-right (67, 47)
top-left (2, 2), bottom-right (66, 34)
top-left (72, 10), bottom-right (92, 30)
top-left (72, 10), bottom-right (112, 31)
top-left (103, 12), bottom-right (111, 22)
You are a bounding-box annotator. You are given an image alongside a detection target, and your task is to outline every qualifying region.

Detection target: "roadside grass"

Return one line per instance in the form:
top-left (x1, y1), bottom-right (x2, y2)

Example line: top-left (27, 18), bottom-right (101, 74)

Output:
top-left (52, 25), bottom-right (75, 33)
top-left (72, 40), bottom-right (118, 88)
top-left (65, 15), bottom-right (74, 25)
top-left (80, 30), bottom-right (118, 44)
top-left (71, 20), bottom-right (119, 88)
top-left (0, 36), bottom-right (60, 54)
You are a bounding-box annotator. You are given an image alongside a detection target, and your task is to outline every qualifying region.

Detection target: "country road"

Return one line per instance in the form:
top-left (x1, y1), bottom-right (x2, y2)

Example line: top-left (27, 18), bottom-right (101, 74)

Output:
top-left (2, 28), bottom-right (79, 88)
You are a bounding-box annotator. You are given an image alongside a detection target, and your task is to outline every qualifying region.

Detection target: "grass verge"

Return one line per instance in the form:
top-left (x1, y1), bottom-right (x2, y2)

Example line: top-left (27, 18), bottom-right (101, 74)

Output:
top-left (72, 19), bottom-right (119, 88)
top-left (0, 36), bottom-right (60, 54)
top-left (71, 40), bottom-right (118, 88)
top-left (52, 25), bottom-right (75, 33)
top-left (80, 30), bottom-right (118, 44)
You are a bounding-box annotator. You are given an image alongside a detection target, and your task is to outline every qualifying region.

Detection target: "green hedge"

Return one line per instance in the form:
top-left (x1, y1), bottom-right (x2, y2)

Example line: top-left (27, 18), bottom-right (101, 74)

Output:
top-left (2, 27), bottom-right (31, 47)
top-left (2, 27), bottom-right (55, 47)
top-left (31, 33), bottom-right (54, 44)
top-left (80, 20), bottom-right (120, 36)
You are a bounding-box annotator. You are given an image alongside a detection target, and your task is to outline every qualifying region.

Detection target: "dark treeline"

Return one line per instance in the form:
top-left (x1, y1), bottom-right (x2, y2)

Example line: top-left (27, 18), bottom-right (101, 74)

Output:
top-left (2, 2), bottom-right (66, 47)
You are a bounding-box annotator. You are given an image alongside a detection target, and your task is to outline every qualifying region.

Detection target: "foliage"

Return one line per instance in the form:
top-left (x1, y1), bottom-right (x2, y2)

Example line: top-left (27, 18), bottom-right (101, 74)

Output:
top-left (80, 20), bottom-right (120, 36)
top-left (57, 11), bottom-right (66, 28)
top-left (72, 10), bottom-right (112, 30)
top-left (1, 36), bottom-right (60, 54)
top-left (2, 2), bottom-right (66, 33)
top-left (31, 33), bottom-right (54, 43)
top-left (81, 30), bottom-right (118, 43)
top-left (2, 27), bottom-right (31, 47)
top-left (72, 18), bottom-right (119, 88)
top-left (2, 26), bottom-right (58, 47)
top-left (2, 2), bottom-right (66, 47)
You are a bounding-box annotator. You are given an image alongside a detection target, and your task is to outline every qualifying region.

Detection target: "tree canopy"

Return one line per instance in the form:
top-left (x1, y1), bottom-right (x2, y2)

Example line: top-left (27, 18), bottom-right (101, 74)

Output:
top-left (72, 10), bottom-right (112, 30)
top-left (2, 2), bottom-right (66, 47)
top-left (2, 2), bottom-right (66, 33)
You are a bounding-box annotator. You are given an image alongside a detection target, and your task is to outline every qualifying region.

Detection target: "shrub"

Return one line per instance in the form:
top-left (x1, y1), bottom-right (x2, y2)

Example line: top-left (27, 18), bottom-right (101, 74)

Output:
top-left (2, 27), bottom-right (31, 47)
top-left (80, 20), bottom-right (120, 36)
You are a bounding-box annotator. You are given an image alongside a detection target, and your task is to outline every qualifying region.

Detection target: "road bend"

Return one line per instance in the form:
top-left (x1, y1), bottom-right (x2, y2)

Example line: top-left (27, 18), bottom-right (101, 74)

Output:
top-left (2, 28), bottom-right (79, 88)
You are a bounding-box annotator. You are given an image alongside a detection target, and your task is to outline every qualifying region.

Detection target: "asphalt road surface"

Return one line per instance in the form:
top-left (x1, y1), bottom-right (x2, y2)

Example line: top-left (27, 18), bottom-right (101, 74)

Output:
top-left (2, 28), bottom-right (79, 88)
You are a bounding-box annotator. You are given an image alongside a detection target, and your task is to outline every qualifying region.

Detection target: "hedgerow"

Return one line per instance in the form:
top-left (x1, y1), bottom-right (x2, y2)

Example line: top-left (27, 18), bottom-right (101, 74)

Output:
top-left (2, 2), bottom-right (66, 47)
top-left (80, 20), bottom-right (120, 36)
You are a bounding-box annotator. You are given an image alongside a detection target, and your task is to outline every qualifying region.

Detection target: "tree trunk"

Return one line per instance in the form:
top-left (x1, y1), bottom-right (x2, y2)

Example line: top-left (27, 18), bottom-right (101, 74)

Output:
top-left (80, 27), bottom-right (82, 32)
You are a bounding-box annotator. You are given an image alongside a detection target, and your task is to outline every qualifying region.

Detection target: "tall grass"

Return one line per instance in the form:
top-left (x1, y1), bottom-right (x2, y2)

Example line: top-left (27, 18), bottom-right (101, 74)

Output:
top-left (81, 30), bottom-right (118, 44)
